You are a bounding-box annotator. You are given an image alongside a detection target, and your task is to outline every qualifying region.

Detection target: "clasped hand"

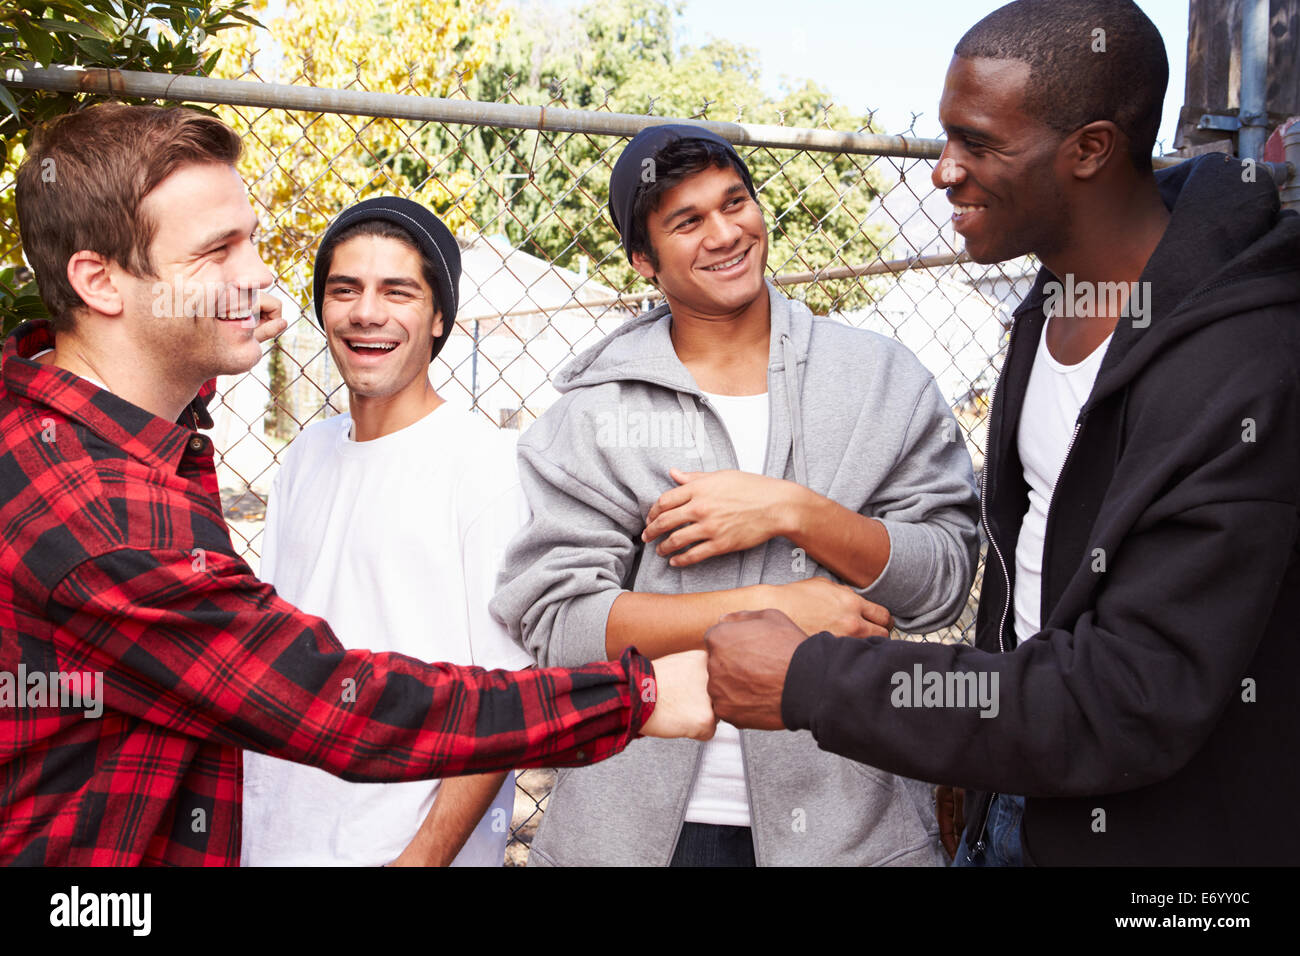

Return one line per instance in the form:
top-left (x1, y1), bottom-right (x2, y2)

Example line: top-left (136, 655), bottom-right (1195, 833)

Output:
top-left (642, 467), bottom-right (796, 566)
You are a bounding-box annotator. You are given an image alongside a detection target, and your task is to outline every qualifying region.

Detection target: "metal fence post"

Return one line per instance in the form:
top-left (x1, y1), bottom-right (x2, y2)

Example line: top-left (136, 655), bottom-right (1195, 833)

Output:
top-left (1239, 0), bottom-right (1272, 161)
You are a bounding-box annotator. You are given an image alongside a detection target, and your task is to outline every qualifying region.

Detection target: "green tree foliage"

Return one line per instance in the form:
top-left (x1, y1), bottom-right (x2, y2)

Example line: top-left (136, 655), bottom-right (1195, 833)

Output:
top-left (426, 0), bottom-right (891, 312)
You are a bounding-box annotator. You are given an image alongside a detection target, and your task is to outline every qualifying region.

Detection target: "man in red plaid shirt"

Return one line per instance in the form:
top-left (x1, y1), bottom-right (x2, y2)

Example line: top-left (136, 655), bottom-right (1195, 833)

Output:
top-left (0, 102), bottom-right (715, 866)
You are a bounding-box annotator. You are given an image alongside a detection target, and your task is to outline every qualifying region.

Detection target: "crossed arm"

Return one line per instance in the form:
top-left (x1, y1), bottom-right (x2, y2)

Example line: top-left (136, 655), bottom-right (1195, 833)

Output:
top-left (494, 380), bottom-right (977, 671)
top-left (606, 467), bottom-right (894, 659)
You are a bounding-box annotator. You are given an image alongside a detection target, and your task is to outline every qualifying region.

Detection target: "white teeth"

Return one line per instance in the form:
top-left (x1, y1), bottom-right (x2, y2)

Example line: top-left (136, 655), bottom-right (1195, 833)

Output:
top-left (704, 252), bottom-right (746, 271)
top-left (352, 342), bottom-right (397, 351)
top-left (953, 205), bottom-right (983, 215)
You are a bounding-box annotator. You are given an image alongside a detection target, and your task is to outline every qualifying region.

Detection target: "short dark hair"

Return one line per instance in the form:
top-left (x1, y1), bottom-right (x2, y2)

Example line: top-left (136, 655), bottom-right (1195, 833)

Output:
top-left (316, 218), bottom-right (443, 320)
top-left (625, 138), bottom-right (757, 270)
top-left (955, 0), bottom-right (1168, 172)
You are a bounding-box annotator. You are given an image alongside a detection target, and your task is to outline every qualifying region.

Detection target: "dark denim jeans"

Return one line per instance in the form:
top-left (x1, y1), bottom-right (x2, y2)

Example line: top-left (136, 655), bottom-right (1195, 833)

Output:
top-left (954, 794), bottom-right (1025, 867)
top-left (669, 823), bottom-right (757, 867)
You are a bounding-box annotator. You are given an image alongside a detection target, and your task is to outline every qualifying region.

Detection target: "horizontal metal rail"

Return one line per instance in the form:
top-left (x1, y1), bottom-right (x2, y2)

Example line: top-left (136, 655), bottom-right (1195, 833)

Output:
top-left (2, 65), bottom-right (1183, 167)
top-left (452, 250), bottom-right (981, 325)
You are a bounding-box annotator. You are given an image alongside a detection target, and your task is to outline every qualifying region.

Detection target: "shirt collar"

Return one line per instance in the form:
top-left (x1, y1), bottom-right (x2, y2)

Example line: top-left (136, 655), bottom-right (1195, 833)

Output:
top-left (3, 319), bottom-right (206, 474)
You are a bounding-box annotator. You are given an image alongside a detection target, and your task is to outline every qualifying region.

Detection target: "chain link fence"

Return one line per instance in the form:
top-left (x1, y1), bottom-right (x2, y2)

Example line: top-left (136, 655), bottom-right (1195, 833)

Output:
top-left (1, 63), bottom-right (1041, 865)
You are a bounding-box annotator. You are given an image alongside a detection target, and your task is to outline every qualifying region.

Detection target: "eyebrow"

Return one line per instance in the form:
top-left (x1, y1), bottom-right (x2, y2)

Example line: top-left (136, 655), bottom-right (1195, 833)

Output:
top-left (660, 183), bottom-right (749, 229)
top-left (194, 227), bottom-right (244, 251)
top-left (193, 217), bottom-right (261, 252)
top-left (325, 274), bottom-right (424, 291)
top-left (943, 123), bottom-right (999, 144)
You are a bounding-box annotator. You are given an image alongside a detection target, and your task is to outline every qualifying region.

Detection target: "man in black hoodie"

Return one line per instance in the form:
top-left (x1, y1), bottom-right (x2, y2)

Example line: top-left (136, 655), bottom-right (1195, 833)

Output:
top-left (703, 0), bottom-right (1300, 865)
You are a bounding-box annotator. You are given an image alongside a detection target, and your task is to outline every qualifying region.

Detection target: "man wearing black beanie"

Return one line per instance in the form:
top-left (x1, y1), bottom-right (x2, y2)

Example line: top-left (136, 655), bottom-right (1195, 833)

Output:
top-left (242, 197), bottom-right (653, 866)
top-left (492, 125), bottom-right (980, 866)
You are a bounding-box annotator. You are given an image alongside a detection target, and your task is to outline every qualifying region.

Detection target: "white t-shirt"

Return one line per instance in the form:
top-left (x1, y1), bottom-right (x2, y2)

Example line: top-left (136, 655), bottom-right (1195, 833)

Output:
top-left (1013, 318), bottom-right (1113, 644)
top-left (240, 403), bottom-right (534, 866)
top-left (683, 391), bottom-right (770, 827)
top-left (29, 349), bottom-right (110, 392)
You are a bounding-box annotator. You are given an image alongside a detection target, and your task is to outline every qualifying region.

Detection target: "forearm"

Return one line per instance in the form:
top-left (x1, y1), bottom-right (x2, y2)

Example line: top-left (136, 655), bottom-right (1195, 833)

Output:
top-left (781, 631), bottom-right (1182, 797)
top-left (394, 771), bottom-right (511, 866)
top-left (51, 551), bottom-right (657, 781)
top-left (606, 585), bottom-right (773, 659)
top-left (780, 484), bottom-right (891, 589)
top-left (782, 497), bottom-right (1290, 796)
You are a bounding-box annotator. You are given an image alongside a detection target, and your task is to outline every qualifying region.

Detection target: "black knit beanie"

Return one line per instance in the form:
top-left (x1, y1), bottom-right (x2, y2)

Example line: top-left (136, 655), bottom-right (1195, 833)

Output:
top-left (312, 196), bottom-right (461, 361)
top-left (608, 124), bottom-right (757, 263)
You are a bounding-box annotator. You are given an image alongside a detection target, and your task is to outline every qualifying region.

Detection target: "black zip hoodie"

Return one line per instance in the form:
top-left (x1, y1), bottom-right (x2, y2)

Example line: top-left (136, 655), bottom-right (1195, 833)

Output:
top-left (781, 153), bottom-right (1300, 865)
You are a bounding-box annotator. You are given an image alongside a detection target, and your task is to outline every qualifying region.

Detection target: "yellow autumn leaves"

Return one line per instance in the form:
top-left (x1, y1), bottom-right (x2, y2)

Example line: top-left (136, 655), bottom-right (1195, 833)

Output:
top-left (210, 0), bottom-right (510, 299)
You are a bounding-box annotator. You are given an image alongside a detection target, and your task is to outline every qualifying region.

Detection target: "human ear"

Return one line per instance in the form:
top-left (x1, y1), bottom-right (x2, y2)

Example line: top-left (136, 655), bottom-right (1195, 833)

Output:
top-left (66, 251), bottom-right (126, 318)
top-left (1068, 121), bottom-right (1119, 181)
top-left (630, 249), bottom-right (657, 283)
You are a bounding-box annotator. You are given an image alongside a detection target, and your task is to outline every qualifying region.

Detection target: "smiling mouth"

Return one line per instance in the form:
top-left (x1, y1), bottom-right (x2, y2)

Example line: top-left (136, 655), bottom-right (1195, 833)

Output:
top-left (701, 247), bottom-right (751, 272)
top-left (346, 340), bottom-right (399, 354)
top-left (213, 289), bottom-right (260, 323)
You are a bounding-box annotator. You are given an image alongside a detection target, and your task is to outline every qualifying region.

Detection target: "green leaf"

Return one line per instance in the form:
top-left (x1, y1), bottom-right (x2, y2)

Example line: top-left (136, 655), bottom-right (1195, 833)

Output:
top-left (14, 16), bottom-right (55, 64)
top-left (72, 35), bottom-right (114, 60)
top-left (35, 17), bottom-right (106, 40)
top-left (223, 9), bottom-right (263, 27)
top-left (44, 1), bottom-right (94, 21)
top-left (0, 84), bottom-right (21, 124)
top-left (53, 0), bottom-right (118, 35)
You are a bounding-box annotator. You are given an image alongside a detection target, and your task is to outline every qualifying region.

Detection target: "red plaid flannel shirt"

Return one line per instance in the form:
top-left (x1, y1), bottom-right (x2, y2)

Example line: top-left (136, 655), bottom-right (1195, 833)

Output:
top-left (0, 320), bottom-right (654, 865)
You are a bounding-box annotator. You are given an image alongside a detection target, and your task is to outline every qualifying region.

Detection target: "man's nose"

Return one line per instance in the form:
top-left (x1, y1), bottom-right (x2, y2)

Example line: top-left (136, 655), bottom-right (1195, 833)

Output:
top-left (349, 287), bottom-right (385, 325)
top-left (703, 210), bottom-right (743, 247)
top-left (231, 233), bottom-right (274, 288)
top-left (230, 245), bottom-right (274, 310)
top-left (932, 146), bottom-right (965, 190)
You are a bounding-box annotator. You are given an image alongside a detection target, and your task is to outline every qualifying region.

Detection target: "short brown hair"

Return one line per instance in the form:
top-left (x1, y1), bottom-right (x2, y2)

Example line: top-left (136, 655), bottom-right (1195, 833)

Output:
top-left (15, 102), bottom-right (243, 332)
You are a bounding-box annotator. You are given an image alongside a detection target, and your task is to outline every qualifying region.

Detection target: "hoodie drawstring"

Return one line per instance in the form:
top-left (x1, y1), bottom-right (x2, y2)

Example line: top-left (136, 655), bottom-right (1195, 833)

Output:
top-left (674, 332), bottom-right (804, 482)
top-left (781, 333), bottom-right (808, 487)
top-left (678, 391), bottom-right (718, 472)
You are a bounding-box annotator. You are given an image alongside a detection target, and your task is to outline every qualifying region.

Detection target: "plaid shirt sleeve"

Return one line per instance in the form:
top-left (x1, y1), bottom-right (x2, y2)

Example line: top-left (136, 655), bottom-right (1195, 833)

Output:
top-left (2, 325), bottom-right (656, 863)
top-left (46, 546), bottom-right (655, 781)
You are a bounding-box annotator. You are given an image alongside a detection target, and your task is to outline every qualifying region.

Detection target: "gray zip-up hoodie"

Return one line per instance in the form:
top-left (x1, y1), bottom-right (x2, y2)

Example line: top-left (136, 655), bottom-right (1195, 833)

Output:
top-left (491, 281), bottom-right (979, 866)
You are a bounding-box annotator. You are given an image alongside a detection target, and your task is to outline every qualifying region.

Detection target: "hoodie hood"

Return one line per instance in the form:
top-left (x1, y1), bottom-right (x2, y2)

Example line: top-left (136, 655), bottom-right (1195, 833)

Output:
top-left (1011, 153), bottom-right (1300, 411)
top-left (554, 279), bottom-right (815, 394)
top-left (554, 279), bottom-right (818, 485)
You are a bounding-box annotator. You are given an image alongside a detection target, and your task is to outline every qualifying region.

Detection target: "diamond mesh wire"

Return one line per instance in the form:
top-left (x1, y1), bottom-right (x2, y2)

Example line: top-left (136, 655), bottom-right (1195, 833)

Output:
top-left (1, 71), bottom-right (1038, 864)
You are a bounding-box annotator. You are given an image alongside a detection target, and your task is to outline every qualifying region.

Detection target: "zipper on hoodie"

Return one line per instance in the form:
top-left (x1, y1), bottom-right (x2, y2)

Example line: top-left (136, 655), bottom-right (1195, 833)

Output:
top-left (666, 745), bottom-right (711, 866)
top-left (967, 265), bottom-right (1250, 861)
top-left (968, 391), bottom-right (1008, 860)
top-left (967, 307), bottom-right (1035, 861)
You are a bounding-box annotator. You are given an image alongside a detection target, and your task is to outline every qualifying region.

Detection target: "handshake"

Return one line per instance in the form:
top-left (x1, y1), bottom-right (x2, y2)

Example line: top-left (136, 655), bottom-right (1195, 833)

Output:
top-left (643, 576), bottom-right (889, 740)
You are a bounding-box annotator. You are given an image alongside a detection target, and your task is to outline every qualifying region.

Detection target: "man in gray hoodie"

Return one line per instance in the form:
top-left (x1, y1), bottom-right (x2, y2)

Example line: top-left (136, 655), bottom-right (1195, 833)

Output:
top-left (490, 125), bottom-right (979, 866)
